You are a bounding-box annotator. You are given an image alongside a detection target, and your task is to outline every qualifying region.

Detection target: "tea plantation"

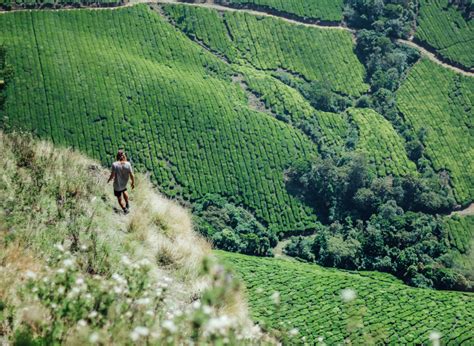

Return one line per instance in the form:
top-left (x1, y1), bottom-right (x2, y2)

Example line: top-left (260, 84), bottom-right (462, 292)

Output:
top-left (213, 0), bottom-right (344, 22)
top-left (163, 4), bottom-right (368, 96)
top-left (0, 0), bottom-right (121, 10)
top-left (415, 0), bottom-right (473, 70)
top-left (0, 5), bottom-right (323, 234)
top-left (218, 250), bottom-right (474, 344)
top-left (348, 108), bottom-right (416, 177)
top-left (397, 58), bottom-right (474, 204)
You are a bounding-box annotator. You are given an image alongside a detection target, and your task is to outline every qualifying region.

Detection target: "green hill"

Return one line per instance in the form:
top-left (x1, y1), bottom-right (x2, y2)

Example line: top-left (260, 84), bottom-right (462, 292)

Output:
top-left (218, 250), bottom-right (474, 344)
top-left (415, 0), bottom-right (474, 70)
top-left (397, 58), bottom-right (474, 204)
top-left (213, 0), bottom-right (344, 22)
top-left (0, 4), bottom-right (320, 235)
top-left (0, 0), bottom-right (122, 9)
top-left (163, 4), bottom-right (368, 96)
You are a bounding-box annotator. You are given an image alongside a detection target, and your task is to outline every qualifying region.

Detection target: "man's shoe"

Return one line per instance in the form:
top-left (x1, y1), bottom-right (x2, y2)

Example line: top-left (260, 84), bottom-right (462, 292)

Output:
top-left (123, 207), bottom-right (129, 215)
top-left (126, 202), bottom-right (130, 209)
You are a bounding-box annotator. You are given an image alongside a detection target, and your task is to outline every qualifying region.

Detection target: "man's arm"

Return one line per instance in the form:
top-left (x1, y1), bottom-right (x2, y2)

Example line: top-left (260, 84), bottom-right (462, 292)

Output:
top-left (130, 172), bottom-right (135, 189)
top-left (107, 168), bottom-right (115, 184)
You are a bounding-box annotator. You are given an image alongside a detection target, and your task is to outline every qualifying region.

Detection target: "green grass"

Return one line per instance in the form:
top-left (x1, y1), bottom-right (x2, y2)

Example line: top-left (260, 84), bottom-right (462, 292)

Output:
top-left (218, 250), bottom-right (474, 344)
top-left (163, 4), bottom-right (368, 97)
top-left (397, 58), bottom-right (474, 204)
top-left (348, 108), bottom-right (416, 177)
top-left (214, 0), bottom-right (344, 22)
top-left (0, 0), bottom-right (122, 9)
top-left (415, 0), bottom-right (474, 69)
top-left (0, 5), bottom-right (319, 234)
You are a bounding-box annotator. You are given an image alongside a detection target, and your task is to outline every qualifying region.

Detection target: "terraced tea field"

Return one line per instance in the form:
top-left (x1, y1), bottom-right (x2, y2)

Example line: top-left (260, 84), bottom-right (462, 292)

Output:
top-left (0, 5), bottom-right (322, 234)
top-left (218, 250), bottom-right (474, 344)
top-left (397, 58), bottom-right (474, 204)
top-left (415, 0), bottom-right (474, 70)
top-left (213, 0), bottom-right (344, 22)
top-left (0, 0), bottom-right (121, 9)
top-left (163, 4), bottom-right (368, 96)
top-left (348, 108), bottom-right (416, 177)
top-left (444, 215), bottom-right (474, 255)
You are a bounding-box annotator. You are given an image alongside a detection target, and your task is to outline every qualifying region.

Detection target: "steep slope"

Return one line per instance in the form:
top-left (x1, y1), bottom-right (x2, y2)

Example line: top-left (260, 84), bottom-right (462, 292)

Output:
top-left (213, 0), bottom-right (344, 22)
top-left (397, 58), bottom-right (473, 204)
top-left (163, 4), bottom-right (368, 96)
top-left (0, 4), bottom-right (319, 235)
top-left (0, 131), bottom-right (266, 344)
top-left (415, 0), bottom-right (473, 70)
top-left (219, 250), bottom-right (474, 344)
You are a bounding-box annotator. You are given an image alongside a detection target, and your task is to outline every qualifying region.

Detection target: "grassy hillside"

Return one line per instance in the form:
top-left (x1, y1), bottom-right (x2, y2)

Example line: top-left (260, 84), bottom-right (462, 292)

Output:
top-left (219, 250), bottom-right (474, 344)
top-left (397, 58), bottom-right (473, 204)
top-left (0, 4), bottom-right (321, 235)
top-left (214, 0), bottom-right (344, 22)
top-left (163, 4), bottom-right (368, 96)
top-left (415, 0), bottom-right (473, 70)
top-left (0, 131), bottom-right (268, 344)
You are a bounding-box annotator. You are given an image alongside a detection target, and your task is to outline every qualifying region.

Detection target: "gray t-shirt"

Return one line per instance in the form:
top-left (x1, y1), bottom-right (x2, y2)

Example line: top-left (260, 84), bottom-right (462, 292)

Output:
top-left (112, 161), bottom-right (133, 191)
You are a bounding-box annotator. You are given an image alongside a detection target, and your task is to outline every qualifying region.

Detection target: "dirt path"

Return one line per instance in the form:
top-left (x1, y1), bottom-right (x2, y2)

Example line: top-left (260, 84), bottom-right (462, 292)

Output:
top-left (397, 39), bottom-right (474, 77)
top-left (273, 238), bottom-right (295, 260)
top-left (450, 203), bottom-right (474, 217)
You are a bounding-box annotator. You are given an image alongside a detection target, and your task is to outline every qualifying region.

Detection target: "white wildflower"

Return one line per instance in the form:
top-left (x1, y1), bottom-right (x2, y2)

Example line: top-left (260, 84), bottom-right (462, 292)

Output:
top-left (89, 332), bottom-right (100, 344)
top-left (340, 288), bottom-right (357, 302)
top-left (129, 331), bottom-right (140, 341)
top-left (42, 277), bottom-right (49, 283)
top-left (88, 311), bottom-right (98, 319)
top-left (113, 286), bottom-right (123, 294)
top-left (121, 255), bottom-right (132, 266)
top-left (138, 258), bottom-right (151, 267)
top-left (192, 301), bottom-right (201, 310)
top-left (63, 258), bottom-right (74, 268)
top-left (75, 277), bottom-right (84, 286)
top-left (134, 326), bottom-right (149, 336)
top-left (162, 320), bottom-right (177, 334)
top-left (25, 271), bottom-right (37, 280)
top-left (202, 305), bottom-right (212, 315)
top-left (77, 320), bottom-right (87, 327)
top-left (204, 315), bottom-right (232, 336)
top-left (125, 311), bottom-right (133, 318)
top-left (54, 243), bottom-right (65, 252)
top-left (57, 286), bottom-right (65, 294)
top-left (56, 268), bottom-right (66, 275)
top-left (317, 336), bottom-right (324, 342)
top-left (32, 287), bottom-right (38, 293)
top-left (136, 298), bottom-right (151, 306)
top-left (270, 291), bottom-right (280, 305)
top-left (80, 244), bottom-right (88, 251)
top-left (289, 328), bottom-right (299, 336)
top-left (85, 293), bottom-right (92, 300)
top-left (429, 331), bottom-right (441, 346)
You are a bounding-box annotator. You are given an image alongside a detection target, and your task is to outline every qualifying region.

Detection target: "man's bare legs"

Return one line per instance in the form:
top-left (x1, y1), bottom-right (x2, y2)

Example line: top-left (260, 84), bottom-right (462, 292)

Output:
top-left (123, 191), bottom-right (130, 209)
top-left (116, 196), bottom-right (126, 210)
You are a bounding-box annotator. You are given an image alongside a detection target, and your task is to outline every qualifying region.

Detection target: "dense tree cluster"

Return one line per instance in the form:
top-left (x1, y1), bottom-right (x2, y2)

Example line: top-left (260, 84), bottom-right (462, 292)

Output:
top-left (193, 194), bottom-right (278, 256)
top-left (285, 154), bottom-right (471, 291)
top-left (344, 0), bottom-right (416, 39)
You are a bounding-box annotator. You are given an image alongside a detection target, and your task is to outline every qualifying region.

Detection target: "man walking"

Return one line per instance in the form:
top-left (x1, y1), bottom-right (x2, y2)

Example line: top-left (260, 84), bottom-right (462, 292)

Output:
top-left (107, 150), bottom-right (135, 214)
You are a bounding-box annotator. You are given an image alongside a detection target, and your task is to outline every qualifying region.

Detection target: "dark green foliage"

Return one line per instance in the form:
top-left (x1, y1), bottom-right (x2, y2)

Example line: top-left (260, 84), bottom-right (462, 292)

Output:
top-left (344, 0), bottom-right (416, 38)
top-left (194, 194), bottom-right (278, 256)
top-left (285, 153), bottom-right (467, 290)
top-left (354, 29), bottom-right (420, 122)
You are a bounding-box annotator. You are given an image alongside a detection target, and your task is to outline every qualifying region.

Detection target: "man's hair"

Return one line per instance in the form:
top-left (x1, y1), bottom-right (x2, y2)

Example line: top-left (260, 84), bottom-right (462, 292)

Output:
top-left (116, 150), bottom-right (125, 161)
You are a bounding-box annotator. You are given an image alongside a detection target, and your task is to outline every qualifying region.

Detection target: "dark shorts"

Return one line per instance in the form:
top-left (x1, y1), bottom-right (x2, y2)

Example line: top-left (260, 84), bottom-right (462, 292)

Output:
top-left (114, 189), bottom-right (127, 198)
